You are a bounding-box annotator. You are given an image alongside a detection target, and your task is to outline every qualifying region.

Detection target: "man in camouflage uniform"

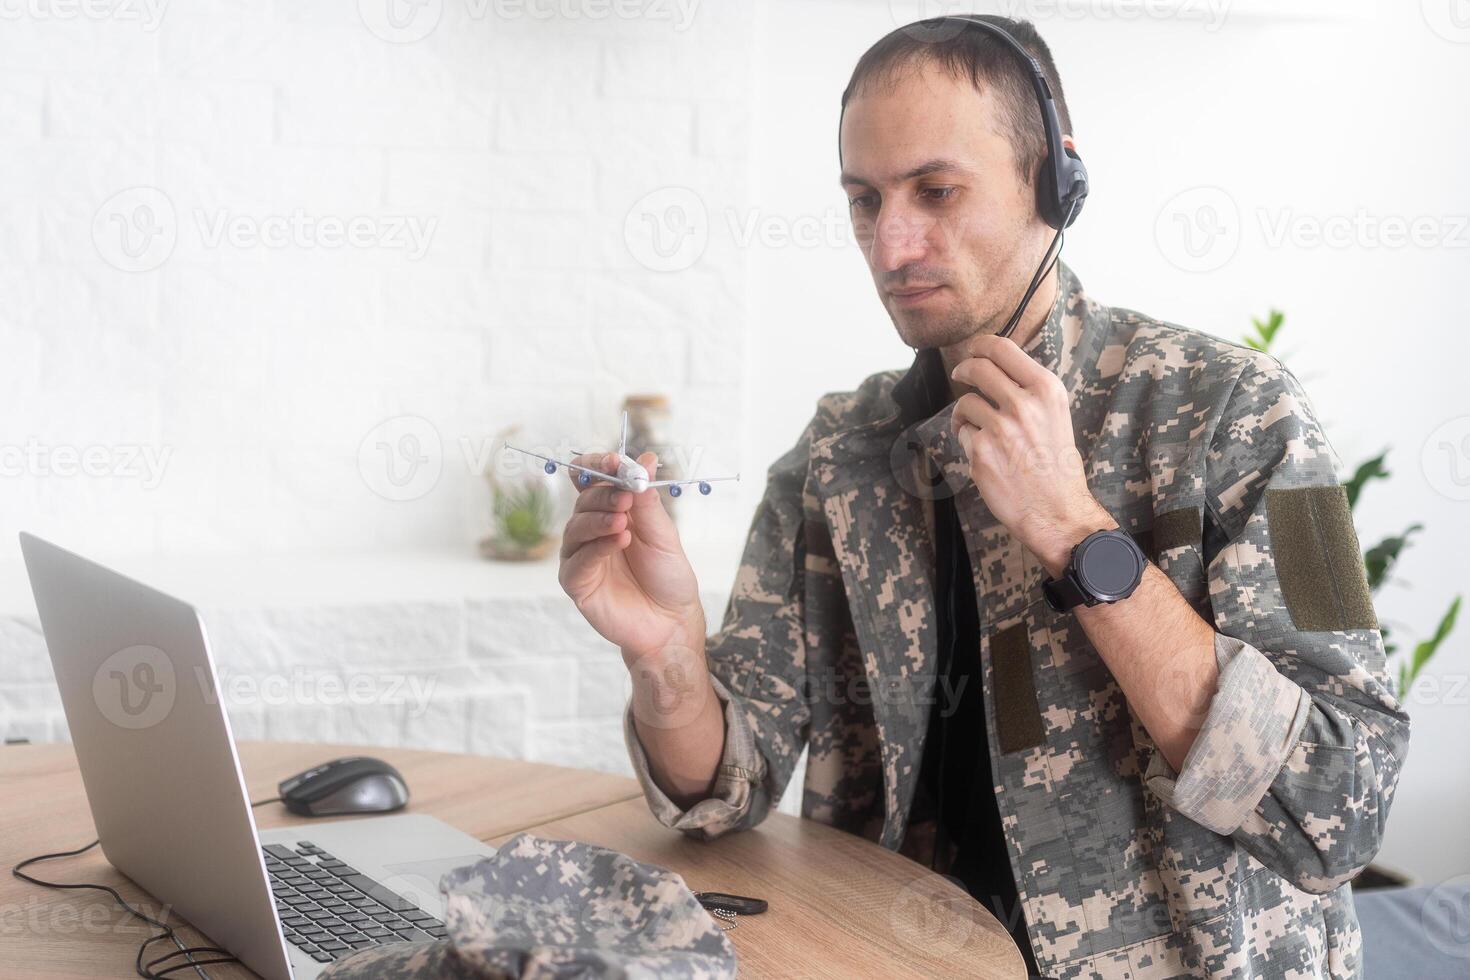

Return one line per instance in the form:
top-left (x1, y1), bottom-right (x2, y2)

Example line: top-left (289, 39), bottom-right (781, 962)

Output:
top-left (557, 16), bottom-right (1408, 979)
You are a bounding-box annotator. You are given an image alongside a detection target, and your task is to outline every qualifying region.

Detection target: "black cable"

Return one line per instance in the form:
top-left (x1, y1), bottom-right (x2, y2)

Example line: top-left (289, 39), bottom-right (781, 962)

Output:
top-left (9, 795), bottom-right (283, 980)
top-left (996, 197), bottom-right (1078, 342)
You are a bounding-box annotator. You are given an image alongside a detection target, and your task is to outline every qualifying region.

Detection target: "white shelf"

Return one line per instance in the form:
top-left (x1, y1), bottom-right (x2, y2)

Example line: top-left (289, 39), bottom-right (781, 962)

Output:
top-left (0, 538), bottom-right (746, 618)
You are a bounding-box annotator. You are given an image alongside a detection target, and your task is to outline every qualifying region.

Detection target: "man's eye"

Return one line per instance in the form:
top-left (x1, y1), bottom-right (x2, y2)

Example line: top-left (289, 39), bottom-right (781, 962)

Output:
top-left (921, 186), bottom-right (957, 202)
top-left (848, 194), bottom-right (876, 210)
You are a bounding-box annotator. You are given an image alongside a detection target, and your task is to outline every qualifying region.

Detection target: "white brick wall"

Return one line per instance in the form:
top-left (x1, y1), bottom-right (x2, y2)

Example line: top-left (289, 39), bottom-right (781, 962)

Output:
top-left (0, 2), bottom-right (787, 798)
top-left (0, 1), bottom-right (755, 559)
top-left (0, 551), bottom-right (738, 781)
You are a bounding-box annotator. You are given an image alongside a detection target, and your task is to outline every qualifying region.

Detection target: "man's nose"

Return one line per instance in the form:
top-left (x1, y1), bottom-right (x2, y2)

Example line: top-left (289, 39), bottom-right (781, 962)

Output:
top-left (868, 206), bottom-right (932, 273)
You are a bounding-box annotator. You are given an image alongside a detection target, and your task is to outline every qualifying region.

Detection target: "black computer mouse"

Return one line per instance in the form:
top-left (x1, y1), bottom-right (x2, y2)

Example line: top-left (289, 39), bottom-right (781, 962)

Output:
top-left (278, 756), bottom-right (410, 817)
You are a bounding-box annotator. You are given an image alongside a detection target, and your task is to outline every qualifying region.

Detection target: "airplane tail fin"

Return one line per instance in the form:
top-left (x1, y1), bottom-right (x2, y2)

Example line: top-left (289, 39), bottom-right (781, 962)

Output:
top-left (618, 410), bottom-right (629, 457)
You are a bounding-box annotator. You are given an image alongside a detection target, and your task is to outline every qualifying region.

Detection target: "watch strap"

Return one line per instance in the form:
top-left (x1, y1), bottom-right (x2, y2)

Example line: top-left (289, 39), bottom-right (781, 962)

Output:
top-left (1042, 569), bottom-right (1089, 612)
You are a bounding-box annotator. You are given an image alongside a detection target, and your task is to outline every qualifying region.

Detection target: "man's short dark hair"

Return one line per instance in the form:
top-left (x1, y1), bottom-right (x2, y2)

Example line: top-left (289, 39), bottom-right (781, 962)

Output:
top-left (840, 16), bottom-right (1073, 188)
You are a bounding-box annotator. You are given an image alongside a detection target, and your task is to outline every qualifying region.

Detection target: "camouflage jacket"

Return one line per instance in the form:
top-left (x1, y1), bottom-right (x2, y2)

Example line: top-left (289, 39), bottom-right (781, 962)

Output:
top-left (623, 263), bottom-right (1409, 979)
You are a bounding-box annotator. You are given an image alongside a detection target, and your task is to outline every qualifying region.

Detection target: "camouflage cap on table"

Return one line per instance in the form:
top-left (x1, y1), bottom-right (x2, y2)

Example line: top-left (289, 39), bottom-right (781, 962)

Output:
top-left (321, 833), bottom-right (737, 980)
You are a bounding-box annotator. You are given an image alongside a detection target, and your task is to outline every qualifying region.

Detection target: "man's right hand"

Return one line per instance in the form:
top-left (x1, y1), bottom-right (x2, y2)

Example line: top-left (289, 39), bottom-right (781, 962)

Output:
top-left (557, 450), bottom-right (706, 662)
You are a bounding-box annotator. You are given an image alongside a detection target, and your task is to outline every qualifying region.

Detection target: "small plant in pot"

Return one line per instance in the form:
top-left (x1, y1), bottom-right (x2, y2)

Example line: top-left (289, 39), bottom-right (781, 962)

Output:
top-left (480, 426), bottom-right (559, 561)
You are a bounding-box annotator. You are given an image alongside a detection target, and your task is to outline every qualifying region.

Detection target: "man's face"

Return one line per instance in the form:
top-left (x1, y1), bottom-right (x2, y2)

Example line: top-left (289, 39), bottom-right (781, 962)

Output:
top-left (840, 59), bottom-right (1049, 350)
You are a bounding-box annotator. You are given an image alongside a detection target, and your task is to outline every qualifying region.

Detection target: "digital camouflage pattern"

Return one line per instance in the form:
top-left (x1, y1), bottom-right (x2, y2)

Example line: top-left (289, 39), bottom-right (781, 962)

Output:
top-left (321, 833), bottom-right (736, 980)
top-left (623, 262), bottom-right (1409, 978)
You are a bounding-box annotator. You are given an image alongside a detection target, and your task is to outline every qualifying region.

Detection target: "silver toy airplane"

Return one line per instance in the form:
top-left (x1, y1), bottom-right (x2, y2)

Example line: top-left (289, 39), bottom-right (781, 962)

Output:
top-left (505, 412), bottom-right (739, 497)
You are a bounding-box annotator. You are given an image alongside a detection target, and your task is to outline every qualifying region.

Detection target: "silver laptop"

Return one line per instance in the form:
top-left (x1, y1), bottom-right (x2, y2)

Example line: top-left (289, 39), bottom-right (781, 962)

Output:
top-left (20, 533), bottom-right (497, 979)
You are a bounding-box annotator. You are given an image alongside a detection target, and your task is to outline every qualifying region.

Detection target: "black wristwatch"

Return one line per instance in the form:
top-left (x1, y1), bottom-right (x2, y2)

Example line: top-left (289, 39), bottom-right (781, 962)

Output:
top-left (1042, 528), bottom-right (1147, 612)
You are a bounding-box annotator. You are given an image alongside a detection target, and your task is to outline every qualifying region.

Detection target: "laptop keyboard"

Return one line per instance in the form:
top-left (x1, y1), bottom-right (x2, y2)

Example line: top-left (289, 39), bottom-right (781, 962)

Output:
top-left (262, 841), bottom-right (447, 964)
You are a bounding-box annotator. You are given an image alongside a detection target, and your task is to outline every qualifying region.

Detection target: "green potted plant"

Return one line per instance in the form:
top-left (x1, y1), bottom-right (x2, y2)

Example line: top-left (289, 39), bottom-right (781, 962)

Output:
top-left (480, 425), bottom-right (558, 561)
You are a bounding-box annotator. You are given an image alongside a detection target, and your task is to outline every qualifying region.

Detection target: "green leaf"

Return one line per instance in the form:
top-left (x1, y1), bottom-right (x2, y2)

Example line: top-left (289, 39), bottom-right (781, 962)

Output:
top-left (1243, 309), bottom-right (1285, 353)
top-left (1343, 451), bottom-right (1391, 510)
top-left (1402, 595), bottom-right (1463, 692)
top-left (1362, 523), bottom-right (1422, 593)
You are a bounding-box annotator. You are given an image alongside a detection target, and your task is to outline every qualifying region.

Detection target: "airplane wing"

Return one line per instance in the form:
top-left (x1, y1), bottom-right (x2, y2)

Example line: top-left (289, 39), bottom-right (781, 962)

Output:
top-left (646, 474), bottom-right (740, 489)
top-left (503, 443), bottom-right (636, 491)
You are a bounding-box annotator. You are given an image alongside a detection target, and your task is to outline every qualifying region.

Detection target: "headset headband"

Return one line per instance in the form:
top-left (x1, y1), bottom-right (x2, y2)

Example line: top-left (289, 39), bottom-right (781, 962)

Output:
top-left (838, 15), bottom-right (1088, 229)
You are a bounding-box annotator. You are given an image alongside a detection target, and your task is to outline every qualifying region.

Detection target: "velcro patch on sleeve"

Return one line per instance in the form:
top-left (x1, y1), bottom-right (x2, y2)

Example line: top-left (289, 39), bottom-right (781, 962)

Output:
top-left (1153, 506), bottom-right (1202, 555)
top-left (1131, 506), bottom-right (1201, 562)
top-left (1265, 485), bottom-right (1379, 632)
top-left (992, 622), bottom-right (1046, 754)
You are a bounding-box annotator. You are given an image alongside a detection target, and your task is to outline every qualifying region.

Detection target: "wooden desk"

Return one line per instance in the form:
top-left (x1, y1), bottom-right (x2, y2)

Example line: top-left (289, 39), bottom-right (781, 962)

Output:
top-left (2, 742), bottom-right (1024, 979)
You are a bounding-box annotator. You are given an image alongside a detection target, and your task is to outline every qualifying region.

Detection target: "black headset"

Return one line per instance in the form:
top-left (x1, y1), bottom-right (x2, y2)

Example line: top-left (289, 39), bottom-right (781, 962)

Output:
top-left (839, 14), bottom-right (1089, 230)
top-left (840, 15), bottom-right (1089, 339)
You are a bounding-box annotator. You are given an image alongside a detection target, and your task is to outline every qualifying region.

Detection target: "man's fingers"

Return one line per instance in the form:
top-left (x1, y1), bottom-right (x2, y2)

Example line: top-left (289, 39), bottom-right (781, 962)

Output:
top-left (952, 356), bottom-right (1021, 410)
top-left (964, 333), bottom-right (1050, 389)
top-left (572, 485), bottom-right (633, 516)
top-left (951, 390), bottom-right (1000, 433)
top-left (558, 530), bottom-right (632, 599)
top-left (560, 509), bottom-right (628, 560)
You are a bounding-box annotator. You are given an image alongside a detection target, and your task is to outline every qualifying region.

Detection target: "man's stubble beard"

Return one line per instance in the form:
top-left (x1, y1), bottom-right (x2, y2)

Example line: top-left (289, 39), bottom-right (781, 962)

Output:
top-left (890, 298), bottom-right (994, 351)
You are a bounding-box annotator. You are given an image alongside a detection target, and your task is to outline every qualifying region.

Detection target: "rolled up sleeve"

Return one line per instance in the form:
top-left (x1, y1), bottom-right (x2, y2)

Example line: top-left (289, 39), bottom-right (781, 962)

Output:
top-left (623, 673), bottom-right (770, 838)
top-left (1145, 357), bottom-right (1410, 893)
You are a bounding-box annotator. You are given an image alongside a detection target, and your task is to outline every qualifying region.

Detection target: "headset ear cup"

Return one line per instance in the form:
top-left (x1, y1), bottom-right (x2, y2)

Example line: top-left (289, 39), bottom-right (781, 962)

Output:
top-left (1036, 152), bottom-right (1066, 230)
top-left (1057, 151), bottom-right (1088, 228)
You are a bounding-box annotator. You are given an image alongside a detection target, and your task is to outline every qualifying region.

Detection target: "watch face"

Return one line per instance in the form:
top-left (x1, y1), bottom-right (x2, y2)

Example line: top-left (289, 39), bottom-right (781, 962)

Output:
top-left (1076, 533), bottom-right (1143, 599)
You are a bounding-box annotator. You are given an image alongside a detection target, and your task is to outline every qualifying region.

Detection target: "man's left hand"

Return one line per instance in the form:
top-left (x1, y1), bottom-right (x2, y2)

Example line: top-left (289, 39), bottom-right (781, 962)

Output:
top-left (949, 333), bottom-right (1116, 579)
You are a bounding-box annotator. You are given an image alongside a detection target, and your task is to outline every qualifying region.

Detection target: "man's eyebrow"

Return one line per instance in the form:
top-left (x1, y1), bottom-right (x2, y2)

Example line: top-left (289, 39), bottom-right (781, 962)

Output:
top-left (839, 158), bottom-right (972, 188)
